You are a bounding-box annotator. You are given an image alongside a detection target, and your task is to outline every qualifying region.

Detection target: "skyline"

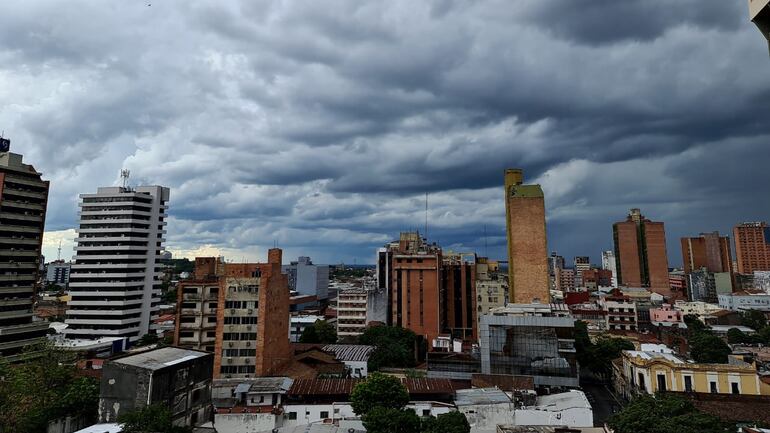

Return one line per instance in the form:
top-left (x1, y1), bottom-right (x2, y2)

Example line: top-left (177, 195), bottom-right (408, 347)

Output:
top-left (1, 1), bottom-right (768, 265)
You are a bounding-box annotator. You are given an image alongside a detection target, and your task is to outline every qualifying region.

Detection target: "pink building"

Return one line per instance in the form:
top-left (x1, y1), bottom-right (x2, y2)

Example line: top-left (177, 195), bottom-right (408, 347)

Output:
top-left (650, 303), bottom-right (682, 323)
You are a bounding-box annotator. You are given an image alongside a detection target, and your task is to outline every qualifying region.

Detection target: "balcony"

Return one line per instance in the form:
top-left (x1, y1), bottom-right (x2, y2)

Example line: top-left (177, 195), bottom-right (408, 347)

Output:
top-left (0, 274), bottom-right (35, 282)
top-left (4, 176), bottom-right (47, 188)
top-left (0, 309), bottom-right (33, 319)
top-left (0, 212), bottom-right (43, 223)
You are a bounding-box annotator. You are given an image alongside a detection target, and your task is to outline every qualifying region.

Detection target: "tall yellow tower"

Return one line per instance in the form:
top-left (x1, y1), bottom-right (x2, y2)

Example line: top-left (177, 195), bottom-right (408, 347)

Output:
top-left (504, 169), bottom-right (550, 304)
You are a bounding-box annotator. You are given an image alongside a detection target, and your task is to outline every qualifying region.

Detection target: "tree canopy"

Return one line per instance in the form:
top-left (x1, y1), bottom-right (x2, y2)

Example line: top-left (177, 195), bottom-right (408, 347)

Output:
top-left (117, 404), bottom-right (192, 433)
top-left (421, 411), bottom-right (471, 433)
top-left (574, 321), bottom-right (634, 380)
top-left (350, 373), bottom-right (410, 415)
top-left (741, 310), bottom-right (768, 331)
top-left (358, 325), bottom-right (417, 371)
top-left (299, 319), bottom-right (337, 344)
top-left (0, 342), bottom-right (100, 433)
top-left (608, 394), bottom-right (736, 433)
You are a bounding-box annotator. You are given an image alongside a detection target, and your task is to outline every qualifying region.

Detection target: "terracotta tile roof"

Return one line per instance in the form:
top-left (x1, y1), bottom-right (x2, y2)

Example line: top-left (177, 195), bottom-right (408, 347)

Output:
top-left (671, 392), bottom-right (770, 425)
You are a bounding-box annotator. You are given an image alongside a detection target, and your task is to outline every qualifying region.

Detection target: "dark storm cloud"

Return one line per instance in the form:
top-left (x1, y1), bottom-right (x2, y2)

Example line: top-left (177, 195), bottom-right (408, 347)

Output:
top-left (0, 0), bottom-right (768, 264)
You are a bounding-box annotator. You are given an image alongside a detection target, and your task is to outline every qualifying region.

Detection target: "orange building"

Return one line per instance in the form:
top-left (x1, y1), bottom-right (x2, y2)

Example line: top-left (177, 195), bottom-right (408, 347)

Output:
top-left (504, 169), bottom-right (549, 304)
top-left (613, 208), bottom-right (671, 297)
top-left (681, 232), bottom-right (733, 275)
top-left (175, 249), bottom-right (291, 378)
top-left (734, 222), bottom-right (770, 275)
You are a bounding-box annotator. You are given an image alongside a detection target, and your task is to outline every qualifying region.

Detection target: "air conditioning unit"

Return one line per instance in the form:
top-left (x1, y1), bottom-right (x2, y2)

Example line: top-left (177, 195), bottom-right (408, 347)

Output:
top-left (230, 309), bottom-right (236, 314)
top-left (246, 325), bottom-right (252, 331)
top-left (227, 358), bottom-right (232, 364)
top-left (248, 309), bottom-right (254, 314)
top-left (246, 341), bottom-right (251, 347)
top-left (228, 342), bottom-right (234, 347)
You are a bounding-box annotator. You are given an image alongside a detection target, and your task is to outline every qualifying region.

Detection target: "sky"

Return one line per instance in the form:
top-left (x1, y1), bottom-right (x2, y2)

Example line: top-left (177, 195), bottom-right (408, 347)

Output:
top-left (1, 1), bottom-right (769, 266)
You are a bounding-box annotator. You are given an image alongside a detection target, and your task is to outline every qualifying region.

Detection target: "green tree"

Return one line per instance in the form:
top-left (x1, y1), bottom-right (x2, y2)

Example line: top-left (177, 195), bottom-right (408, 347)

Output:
top-left (117, 404), bottom-right (192, 433)
top-left (135, 333), bottom-right (160, 347)
top-left (684, 315), bottom-right (708, 333)
top-left (609, 394), bottom-right (736, 433)
top-left (726, 327), bottom-right (749, 344)
top-left (358, 325), bottom-right (417, 371)
top-left (350, 373), bottom-right (410, 416)
top-left (741, 310), bottom-right (768, 331)
top-left (0, 342), bottom-right (99, 433)
top-left (574, 321), bottom-right (633, 380)
top-left (690, 332), bottom-right (731, 363)
top-left (421, 411), bottom-right (471, 433)
top-left (361, 407), bottom-right (421, 433)
top-left (299, 320), bottom-right (337, 344)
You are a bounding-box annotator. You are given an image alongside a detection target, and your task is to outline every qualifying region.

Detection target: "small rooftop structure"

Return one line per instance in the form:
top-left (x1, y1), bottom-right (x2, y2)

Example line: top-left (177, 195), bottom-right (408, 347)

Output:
top-left (532, 390), bottom-right (592, 412)
top-left (624, 350), bottom-right (686, 364)
top-left (455, 387), bottom-right (512, 406)
top-left (73, 424), bottom-right (122, 433)
top-left (322, 344), bottom-right (374, 362)
top-left (111, 346), bottom-right (209, 370)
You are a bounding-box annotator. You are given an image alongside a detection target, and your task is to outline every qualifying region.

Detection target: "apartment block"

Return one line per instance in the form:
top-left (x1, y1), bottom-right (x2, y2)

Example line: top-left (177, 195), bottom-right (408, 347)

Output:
top-left (681, 232), bottom-right (733, 275)
top-left (0, 149), bottom-right (50, 361)
top-left (504, 169), bottom-right (549, 304)
top-left (602, 250), bottom-right (618, 288)
top-left (282, 256), bottom-right (330, 301)
top-left (613, 208), bottom-right (670, 296)
top-left (734, 222), bottom-right (770, 274)
top-left (443, 252), bottom-right (477, 341)
top-left (336, 287), bottom-right (367, 339)
top-left (598, 292), bottom-right (638, 332)
top-left (573, 256), bottom-right (590, 288)
top-left (45, 260), bottom-right (72, 288)
top-left (64, 185), bottom-right (169, 343)
top-left (581, 269), bottom-right (613, 291)
top-left (556, 267), bottom-right (575, 292)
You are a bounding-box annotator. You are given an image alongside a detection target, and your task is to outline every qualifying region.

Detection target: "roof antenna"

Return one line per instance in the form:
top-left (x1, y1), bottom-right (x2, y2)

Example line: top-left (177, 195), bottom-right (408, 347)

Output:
top-left (484, 224), bottom-right (488, 258)
top-left (120, 169), bottom-right (130, 190)
top-left (424, 192), bottom-right (428, 240)
top-left (57, 240), bottom-right (62, 261)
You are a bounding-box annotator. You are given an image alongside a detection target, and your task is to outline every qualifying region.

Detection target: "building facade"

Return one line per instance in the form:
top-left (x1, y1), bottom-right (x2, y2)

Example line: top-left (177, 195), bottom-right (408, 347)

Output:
top-left (0, 149), bottom-right (50, 361)
top-left (504, 169), bottom-right (549, 304)
top-left (681, 232), bottom-right (733, 275)
top-left (749, 0), bottom-right (770, 52)
top-left (65, 185), bottom-right (169, 342)
top-left (282, 256), bottom-right (330, 301)
top-left (336, 287), bottom-right (367, 339)
top-left (718, 292), bottom-right (770, 312)
top-left (613, 208), bottom-right (670, 296)
top-left (734, 222), bottom-right (770, 275)
top-left (599, 292), bottom-right (638, 332)
top-left (45, 260), bottom-right (72, 288)
top-left (479, 304), bottom-right (578, 388)
top-left (602, 250), bottom-right (618, 288)
top-left (573, 257), bottom-right (590, 288)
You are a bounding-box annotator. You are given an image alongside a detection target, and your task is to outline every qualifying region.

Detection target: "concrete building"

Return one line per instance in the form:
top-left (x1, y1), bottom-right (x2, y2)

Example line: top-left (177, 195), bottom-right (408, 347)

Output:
top-left (336, 287), bottom-right (367, 339)
top-left (98, 347), bottom-right (213, 427)
top-left (0, 148), bottom-right (50, 361)
top-left (556, 267), bottom-right (575, 292)
top-left (442, 251), bottom-right (478, 341)
top-left (174, 257), bottom-right (222, 353)
top-left (479, 304), bottom-right (578, 388)
top-left (370, 246), bottom-right (394, 325)
top-left (573, 256), bottom-right (590, 288)
top-left (581, 269), bottom-right (613, 291)
top-left (283, 257), bottom-right (330, 301)
top-left (673, 300), bottom-right (722, 319)
top-left (598, 291), bottom-right (638, 332)
top-left (688, 268), bottom-right (732, 303)
top-left (45, 260), bottom-right (72, 288)
top-left (504, 169), bottom-right (549, 304)
top-left (750, 0), bottom-right (770, 52)
top-left (650, 304), bottom-right (683, 324)
top-left (681, 232), bottom-right (733, 275)
top-left (602, 250), bottom-right (618, 288)
top-left (64, 185), bottom-right (169, 343)
top-left (734, 222), bottom-right (770, 275)
top-left (718, 291), bottom-right (770, 312)
top-left (669, 270), bottom-right (688, 300)
top-left (290, 314), bottom-right (324, 343)
top-left (613, 208), bottom-right (670, 296)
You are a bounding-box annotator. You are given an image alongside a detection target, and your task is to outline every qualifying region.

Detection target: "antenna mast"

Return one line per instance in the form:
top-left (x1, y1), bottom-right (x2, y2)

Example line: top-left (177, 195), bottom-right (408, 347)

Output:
top-left (120, 169), bottom-right (130, 190)
top-left (57, 240), bottom-right (62, 261)
top-left (424, 192), bottom-right (428, 240)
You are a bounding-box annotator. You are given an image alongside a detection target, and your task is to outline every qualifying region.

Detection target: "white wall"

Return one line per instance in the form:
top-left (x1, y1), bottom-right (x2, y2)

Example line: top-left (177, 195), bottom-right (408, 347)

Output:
top-left (214, 413), bottom-right (277, 433)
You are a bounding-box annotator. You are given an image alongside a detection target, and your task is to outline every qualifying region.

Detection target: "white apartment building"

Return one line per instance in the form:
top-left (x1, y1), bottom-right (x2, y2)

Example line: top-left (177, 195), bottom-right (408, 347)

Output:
top-left (336, 287), bottom-right (367, 339)
top-left (718, 292), bottom-right (770, 312)
top-left (64, 185), bottom-right (169, 342)
top-left (602, 250), bottom-right (618, 288)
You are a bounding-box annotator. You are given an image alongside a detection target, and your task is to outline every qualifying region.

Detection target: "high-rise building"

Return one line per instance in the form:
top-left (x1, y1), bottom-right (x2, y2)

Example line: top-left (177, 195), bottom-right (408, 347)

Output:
top-left (337, 287), bottom-right (368, 339)
top-left (573, 256), bottom-right (590, 287)
top-left (64, 185), bottom-right (170, 342)
top-left (381, 232), bottom-right (477, 347)
top-left (613, 208), bottom-right (671, 296)
top-left (282, 256), bottom-right (330, 301)
top-left (176, 249), bottom-right (291, 379)
top-left (0, 148), bottom-right (50, 361)
top-left (733, 222), bottom-right (770, 275)
top-left (556, 267), bottom-right (575, 292)
top-left (680, 232), bottom-right (733, 275)
top-left (504, 169), bottom-right (549, 303)
top-left (749, 0), bottom-right (770, 53)
top-left (602, 250), bottom-right (618, 288)
top-left (548, 252), bottom-right (565, 291)
top-left (45, 260), bottom-right (71, 288)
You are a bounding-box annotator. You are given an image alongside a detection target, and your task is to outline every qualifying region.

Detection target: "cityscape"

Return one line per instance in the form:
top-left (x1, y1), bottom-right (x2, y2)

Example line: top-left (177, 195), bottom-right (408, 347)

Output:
top-left (1, 2), bottom-right (770, 433)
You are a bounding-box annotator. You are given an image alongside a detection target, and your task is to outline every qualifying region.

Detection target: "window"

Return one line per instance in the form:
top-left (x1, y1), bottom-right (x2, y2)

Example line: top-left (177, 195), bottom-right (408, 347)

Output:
top-left (182, 287), bottom-right (198, 294)
top-left (181, 302), bottom-right (197, 309)
top-left (179, 331), bottom-right (193, 338)
top-left (180, 316), bottom-right (195, 323)
top-left (320, 411), bottom-right (329, 419)
top-left (207, 317), bottom-right (217, 323)
top-left (208, 302), bottom-right (217, 309)
top-left (657, 374), bottom-right (667, 392)
top-left (239, 349), bottom-right (256, 357)
top-left (209, 287), bottom-right (218, 295)
top-left (638, 373), bottom-right (646, 392)
top-left (684, 376), bottom-right (693, 392)
top-left (731, 382), bottom-right (740, 394)
top-left (288, 412), bottom-right (297, 420)
top-left (206, 331), bottom-right (215, 338)
top-left (710, 381), bottom-right (718, 393)
top-left (422, 410), bottom-right (431, 417)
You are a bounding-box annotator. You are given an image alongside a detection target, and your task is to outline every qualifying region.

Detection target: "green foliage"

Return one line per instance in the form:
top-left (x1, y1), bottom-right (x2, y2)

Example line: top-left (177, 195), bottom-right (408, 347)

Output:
top-left (362, 407), bottom-right (422, 433)
top-left (574, 321), bottom-right (634, 380)
top-left (687, 322), bottom-right (731, 364)
top-left (161, 284), bottom-right (176, 303)
top-left (608, 394), bottom-right (736, 433)
top-left (135, 333), bottom-right (160, 347)
top-left (117, 404), bottom-right (192, 433)
top-left (350, 373), bottom-right (410, 416)
top-left (0, 342), bottom-right (99, 433)
top-left (683, 315), bottom-right (707, 333)
top-left (299, 320), bottom-right (337, 344)
top-left (421, 411), bottom-right (471, 433)
top-left (358, 325), bottom-right (417, 371)
top-left (741, 310), bottom-right (768, 331)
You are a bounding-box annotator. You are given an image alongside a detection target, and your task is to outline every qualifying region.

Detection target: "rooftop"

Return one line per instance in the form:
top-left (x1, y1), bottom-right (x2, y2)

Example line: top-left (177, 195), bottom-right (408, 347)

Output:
top-left (73, 424), bottom-right (122, 433)
top-left (533, 390), bottom-right (592, 412)
top-left (322, 344), bottom-right (374, 362)
top-left (111, 347), bottom-right (210, 370)
top-left (624, 350), bottom-right (685, 364)
top-left (455, 387), bottom-right (512, 406)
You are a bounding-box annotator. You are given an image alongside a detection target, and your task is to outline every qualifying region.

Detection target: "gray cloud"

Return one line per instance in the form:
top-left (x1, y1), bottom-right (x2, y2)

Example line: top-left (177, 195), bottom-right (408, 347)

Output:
top-left (0, 0), bottom-right (767, 265)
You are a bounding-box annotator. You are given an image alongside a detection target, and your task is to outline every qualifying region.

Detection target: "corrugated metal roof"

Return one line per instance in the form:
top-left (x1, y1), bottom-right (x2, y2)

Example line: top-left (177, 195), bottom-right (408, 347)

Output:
top-left (322, 344), bottom-right (374, 362)
top-left (111, 347), bottom-right (210, 370)
top-left (455, 387), bottom-right (512, 406)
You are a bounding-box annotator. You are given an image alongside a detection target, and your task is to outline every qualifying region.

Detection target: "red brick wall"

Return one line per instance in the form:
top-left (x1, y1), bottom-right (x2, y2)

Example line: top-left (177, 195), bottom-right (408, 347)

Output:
top-left (255, 248), bottom-right (292, 376)
top-left (615, 221), bottom-right (641, 287)
top-left (507, 196), bottom-right (549, 303)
